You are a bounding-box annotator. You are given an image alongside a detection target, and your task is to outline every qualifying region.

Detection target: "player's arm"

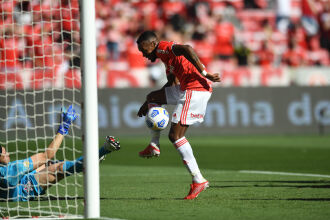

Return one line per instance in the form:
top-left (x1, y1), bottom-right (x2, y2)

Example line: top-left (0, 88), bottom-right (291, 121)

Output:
top-left (172, 44), bottom-right (221, 82)
top-left (137, 74), bottom-right (175, 117)
top-left (30, 105), bottom-right (78, 170)
top-left (161, 73), bottom-right (176, 89)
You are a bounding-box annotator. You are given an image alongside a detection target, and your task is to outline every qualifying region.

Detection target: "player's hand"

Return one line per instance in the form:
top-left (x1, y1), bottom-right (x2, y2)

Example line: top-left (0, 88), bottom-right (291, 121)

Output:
top-left (206, 72), bottom-right (221, 82)
top-left (137, 101), bottom-right (148, 117)
top-left (57, 105), bottom-right (78, 135)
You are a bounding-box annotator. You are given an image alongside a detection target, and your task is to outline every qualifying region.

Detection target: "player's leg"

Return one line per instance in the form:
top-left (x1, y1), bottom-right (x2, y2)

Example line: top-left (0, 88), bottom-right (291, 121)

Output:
top-left (99, 136), bottom-right (121, 161)
top-left (34, 159), bottom-right (81, 191)
top-left (169, 90), bottom-right (211, 199)
top-left (138, 102), bottom-right (161, 158)
top-left (139, 89), bottom-right (168, 158)
top-left (169, 123), bottom-right (209, 200)
top-left (35, 136), bottom-right (120, 190)
top-left (169, 123), bottom-right (208, 182)
top-left (60, 136), bottom-right (120, 173)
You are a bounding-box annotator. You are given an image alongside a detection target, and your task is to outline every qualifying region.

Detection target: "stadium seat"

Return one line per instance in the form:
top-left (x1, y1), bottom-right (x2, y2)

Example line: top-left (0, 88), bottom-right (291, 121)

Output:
top-left (65, 69), bottom-right (81, 88)
top-left (107, 70), bottom-right (139, 88)
top-left (0, 72), bottom-right (24, 90)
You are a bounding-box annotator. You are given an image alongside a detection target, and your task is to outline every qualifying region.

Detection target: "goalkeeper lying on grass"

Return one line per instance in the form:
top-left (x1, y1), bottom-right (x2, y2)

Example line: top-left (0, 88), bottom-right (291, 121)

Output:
top-left (0, 105), bottom-right (120, 201)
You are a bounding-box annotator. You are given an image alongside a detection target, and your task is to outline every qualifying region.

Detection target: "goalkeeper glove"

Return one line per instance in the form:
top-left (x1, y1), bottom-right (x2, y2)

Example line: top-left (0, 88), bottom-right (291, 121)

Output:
top-left (57, 105), bottom-right (78, 135)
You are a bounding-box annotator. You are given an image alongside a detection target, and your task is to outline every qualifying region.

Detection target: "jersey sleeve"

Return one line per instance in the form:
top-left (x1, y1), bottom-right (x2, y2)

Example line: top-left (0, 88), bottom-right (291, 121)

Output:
top-left (4, 158), bottom-right (34, 186)
top-left (165, 41), bottom-right (177, 56)
top-left (156, 41), bottom-right (178, 59)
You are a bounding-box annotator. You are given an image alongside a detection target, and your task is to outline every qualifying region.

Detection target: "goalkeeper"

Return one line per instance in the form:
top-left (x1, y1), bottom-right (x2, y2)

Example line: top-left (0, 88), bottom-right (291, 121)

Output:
top-left (0, 105), bottom-right (120, 202)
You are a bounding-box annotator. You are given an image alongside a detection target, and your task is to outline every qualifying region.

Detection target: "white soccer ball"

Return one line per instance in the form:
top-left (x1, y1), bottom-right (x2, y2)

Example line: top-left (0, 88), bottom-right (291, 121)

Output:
top-left (145, 107), bottom-right (170, 131)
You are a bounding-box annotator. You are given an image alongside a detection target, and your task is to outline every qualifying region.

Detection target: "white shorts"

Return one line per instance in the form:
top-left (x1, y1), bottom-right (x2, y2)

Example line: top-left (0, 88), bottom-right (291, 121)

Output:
top-left (165, 85), bottom-right (212, 125)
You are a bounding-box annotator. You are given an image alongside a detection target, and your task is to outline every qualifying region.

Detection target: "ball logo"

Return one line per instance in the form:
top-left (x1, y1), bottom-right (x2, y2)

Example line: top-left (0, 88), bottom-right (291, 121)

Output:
top-left (151, 109), bottom-right (159, 118)
top-left (157, 119), bottom-right (166, 128)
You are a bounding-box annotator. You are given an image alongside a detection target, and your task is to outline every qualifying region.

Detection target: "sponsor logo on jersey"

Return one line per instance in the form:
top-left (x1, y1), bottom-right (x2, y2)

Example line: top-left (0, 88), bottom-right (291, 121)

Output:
top-left (190, 113), bottom-right (204, 119)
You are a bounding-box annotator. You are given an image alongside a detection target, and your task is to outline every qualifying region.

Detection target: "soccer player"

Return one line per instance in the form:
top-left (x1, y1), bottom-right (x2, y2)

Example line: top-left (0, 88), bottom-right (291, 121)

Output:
top-left (136, 31), bottom-right (221, 200)
top-left (0, 105), bottom-right (120, 202)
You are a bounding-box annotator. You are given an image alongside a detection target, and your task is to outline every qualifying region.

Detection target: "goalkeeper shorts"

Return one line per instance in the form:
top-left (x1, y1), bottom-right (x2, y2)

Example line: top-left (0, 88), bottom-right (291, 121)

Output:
top-left (19, 170), bottom-right (45, 201)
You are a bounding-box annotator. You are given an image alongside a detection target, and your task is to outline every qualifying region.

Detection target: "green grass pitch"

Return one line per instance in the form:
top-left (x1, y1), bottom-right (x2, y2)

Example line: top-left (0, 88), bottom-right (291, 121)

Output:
top-left (3, 135), bottom-right (330, 220)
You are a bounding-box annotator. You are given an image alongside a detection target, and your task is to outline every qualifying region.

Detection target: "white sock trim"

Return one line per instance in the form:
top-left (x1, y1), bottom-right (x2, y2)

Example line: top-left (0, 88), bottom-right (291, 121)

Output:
top-left (173, 136), bottom-right (187, 149)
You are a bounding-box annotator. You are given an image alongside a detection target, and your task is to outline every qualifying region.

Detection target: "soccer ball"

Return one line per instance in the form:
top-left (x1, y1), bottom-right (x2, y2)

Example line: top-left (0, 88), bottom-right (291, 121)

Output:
top-left (145, 107), bottom-right (169, 131)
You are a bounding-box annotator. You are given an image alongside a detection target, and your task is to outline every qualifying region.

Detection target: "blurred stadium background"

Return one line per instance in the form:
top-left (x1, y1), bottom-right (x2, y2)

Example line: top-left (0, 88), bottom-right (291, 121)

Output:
top-left (1, 0), bottom-right (329, 137)
top-left (1, 0), bottom-right (330, 88)
top-left (1, 0), bottom-right (330, 219)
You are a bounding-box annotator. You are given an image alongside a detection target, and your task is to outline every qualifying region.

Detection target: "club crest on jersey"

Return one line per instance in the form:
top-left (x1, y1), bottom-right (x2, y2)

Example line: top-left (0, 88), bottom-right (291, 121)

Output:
top-left (23, 181), bottom-right (33, 192)
top-left (169, 65), bottom-right (174, 74)
top-left (23, 160), bottom-right (30, 168)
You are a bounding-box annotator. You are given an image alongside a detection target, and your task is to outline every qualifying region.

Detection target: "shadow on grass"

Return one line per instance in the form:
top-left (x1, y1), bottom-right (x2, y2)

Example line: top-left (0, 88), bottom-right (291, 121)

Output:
top-left (2, 196), bottom-right (184, 203)
top-left (211, 185), bottom-right (330, 189)
top-left (238, 198), bottom-right (330, 201)
top-left (102, 197), bottom-right (181, 201)
top-left (36, 196), bottom-right (175, 201)
top-left (210, 180), bottom-right (330, 202)
top-left (212, 180), bottom-right (330, 184)
top-left (211, 180), bottom-right (330, 189)
top-left (5, 195), bottom-right (330, 203)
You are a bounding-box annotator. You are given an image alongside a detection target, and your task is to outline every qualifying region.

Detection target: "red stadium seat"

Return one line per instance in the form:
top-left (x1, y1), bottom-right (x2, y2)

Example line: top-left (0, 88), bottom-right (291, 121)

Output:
top-left (261, 66), bottom-right (283, 86)
top-left (65, 69), bottom-right (81, 88)
top-left (107, 70), bottom-right (139, 88)
top-left (31, 70), bottom-right (56, 90)
top-left (0, 72), bottom-right (24, 90)
top-left (222, 67), bottom-right (252, 86)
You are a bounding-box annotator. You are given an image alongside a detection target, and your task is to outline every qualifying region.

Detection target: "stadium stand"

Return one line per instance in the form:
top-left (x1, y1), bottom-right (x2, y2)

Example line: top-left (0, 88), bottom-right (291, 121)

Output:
top-left (1, 0), bottom-right (329, 88)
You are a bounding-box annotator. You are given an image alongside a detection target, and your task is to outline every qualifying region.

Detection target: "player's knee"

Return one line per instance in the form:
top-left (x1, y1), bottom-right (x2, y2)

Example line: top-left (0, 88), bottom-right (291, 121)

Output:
top-left (168, 132), bottom-right (174, 143)
top-left (168, 132), bottom-right (181, 143)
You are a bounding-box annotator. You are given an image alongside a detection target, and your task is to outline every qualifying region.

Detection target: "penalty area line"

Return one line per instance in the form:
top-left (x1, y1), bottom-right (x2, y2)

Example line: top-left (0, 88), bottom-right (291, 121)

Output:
top-left (239, 170), bottom-right (330, 178)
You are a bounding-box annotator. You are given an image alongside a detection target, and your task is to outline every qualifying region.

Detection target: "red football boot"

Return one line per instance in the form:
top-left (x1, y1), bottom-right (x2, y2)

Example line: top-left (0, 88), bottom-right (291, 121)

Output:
top-left (138, 143), bottom-right (160, 158)
top-left (184, 181), bottom-right (209, 200)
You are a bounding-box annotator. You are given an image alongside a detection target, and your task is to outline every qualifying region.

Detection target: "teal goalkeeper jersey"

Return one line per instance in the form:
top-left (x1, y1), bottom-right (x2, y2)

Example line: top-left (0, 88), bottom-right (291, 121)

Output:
top-left (0, 158), bottom-right (34, 201)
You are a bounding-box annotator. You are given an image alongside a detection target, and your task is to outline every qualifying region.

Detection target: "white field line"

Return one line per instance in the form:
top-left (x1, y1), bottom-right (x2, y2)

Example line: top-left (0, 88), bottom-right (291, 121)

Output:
top-left (0, 207), bottom-right (125, 220)
top-left (101, 169), bottom-right (330, 178)
top-left (239, 170), bottom-right (330, 178)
